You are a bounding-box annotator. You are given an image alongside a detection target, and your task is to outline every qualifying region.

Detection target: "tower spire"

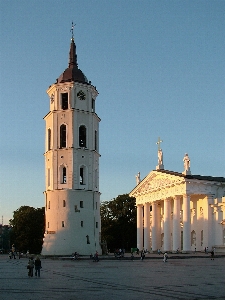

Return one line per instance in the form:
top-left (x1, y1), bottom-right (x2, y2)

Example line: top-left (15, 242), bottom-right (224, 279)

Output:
top-left (69, 22), bottom-right (78, 68)
top-left (57, 23), bottom-right (88, 84)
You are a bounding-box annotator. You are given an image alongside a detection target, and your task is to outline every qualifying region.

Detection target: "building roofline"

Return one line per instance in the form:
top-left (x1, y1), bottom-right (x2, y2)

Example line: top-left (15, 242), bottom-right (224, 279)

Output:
top-left (130, 169), bottom-right (225, 196)
top-left (156, 169), bottom-right (225, 182)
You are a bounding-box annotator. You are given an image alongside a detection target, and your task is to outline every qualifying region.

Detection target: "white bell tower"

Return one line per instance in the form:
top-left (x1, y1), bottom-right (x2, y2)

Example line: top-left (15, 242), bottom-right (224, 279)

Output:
top-left (42, 28), bottom-right (101, 255)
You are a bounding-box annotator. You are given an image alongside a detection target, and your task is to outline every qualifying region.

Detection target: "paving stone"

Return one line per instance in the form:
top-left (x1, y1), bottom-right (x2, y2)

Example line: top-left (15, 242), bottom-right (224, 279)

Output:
top-left (0, 253), bottom-right (224, 300)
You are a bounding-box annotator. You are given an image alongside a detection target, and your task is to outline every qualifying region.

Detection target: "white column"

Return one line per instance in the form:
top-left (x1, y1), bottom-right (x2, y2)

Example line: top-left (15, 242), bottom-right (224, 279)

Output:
top-left (164, 198), bottom-right (171, 251)
top-left (151, 202), bottom-right (158, 251)
top-left (144, 203), bottom-right (150, 251)
top-left (203, 195), bottom-right (214, 249)
top-left (183, 194), bottom-right (191, 252)
top-left (156, 203), bottom-right (162, 249)
top-left (137, 204), bottom-right (143, 250)
top-left (173, 196), bottom-right (181, 252)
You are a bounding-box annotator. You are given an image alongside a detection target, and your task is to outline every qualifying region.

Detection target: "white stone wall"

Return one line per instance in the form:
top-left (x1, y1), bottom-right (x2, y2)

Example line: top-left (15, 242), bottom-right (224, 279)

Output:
top-left (42, 80), bottom-right (101, 255)
top-left (131, 171), bottom-right (225, 252)
top-left (43, 190), bottom-right (101, 255)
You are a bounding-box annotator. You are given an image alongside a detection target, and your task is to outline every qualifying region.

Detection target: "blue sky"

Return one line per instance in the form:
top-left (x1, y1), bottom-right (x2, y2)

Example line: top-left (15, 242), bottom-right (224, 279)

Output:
top-left (0, 0), bottom-right (224, 224)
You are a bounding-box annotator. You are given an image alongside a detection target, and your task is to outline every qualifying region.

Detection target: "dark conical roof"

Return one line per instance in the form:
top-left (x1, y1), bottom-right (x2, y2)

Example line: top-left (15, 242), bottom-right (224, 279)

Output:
top-left (57, 38), bottom-right (88, 84)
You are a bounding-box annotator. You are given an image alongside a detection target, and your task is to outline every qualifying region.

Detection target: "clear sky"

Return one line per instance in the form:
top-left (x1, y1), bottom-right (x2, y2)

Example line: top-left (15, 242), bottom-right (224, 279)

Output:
top-left (0, 0), bottom-right (224, 225)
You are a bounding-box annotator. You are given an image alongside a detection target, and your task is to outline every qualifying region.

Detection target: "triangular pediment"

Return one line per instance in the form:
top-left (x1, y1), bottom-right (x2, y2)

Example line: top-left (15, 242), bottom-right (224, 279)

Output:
top-left (130, 170), bottom-right (185, 197)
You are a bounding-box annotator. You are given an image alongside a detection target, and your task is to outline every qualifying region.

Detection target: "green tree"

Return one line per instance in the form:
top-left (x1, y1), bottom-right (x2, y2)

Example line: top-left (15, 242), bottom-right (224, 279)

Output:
top-left (100, 194), bottom-right (136, 252)
top-left (0, 225), bottom-right (11, 252)
top-left (9, 206), bottom-right (45, 254)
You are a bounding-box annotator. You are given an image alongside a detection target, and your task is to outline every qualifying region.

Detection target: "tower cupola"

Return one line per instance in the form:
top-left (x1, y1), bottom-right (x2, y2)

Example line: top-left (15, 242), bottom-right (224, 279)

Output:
top-left (57, 29), bottom-right (88, 84)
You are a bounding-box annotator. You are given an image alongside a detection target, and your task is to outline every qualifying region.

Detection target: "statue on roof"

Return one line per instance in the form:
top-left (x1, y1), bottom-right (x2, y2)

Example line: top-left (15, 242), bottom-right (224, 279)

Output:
top-left (183, 153), bottom-right (191, 171)
top-left (156, 137), bottom-right (164, 170)
top-left (136, 172), bottom-right (141, 185)
top-left (158, 149), bottom-right (163, 166)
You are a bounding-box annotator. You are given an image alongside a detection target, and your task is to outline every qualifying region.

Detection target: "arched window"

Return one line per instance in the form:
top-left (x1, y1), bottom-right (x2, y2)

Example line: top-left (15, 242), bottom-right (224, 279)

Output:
top-left (61, 93), bottom-right (68, 110)
top-left (62, 167), bottom-right (66, 183)
top-left (80, 166), bottom-right (87, 185)
top-left (48, 128), bottom-right (51, 150)
top-left (60, 124), bottom-right (66, 148)
top-left (80, 167), bottom-right (84, 184)
top-left (92, 98), bottom-right (95, 112)
top-left (79, 125), bottom-right (86, 147)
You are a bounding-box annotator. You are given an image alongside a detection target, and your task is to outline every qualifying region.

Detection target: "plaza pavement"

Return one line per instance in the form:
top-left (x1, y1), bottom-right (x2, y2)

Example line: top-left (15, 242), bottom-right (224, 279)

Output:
top-left (0, 253), bottom-right (224, 300)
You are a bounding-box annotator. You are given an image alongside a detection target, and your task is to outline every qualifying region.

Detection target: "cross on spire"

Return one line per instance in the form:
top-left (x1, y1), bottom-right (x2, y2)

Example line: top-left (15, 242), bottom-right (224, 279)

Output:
top-left (70, 21), bottom-right (76, 40)
top-left (156, 137), bottom-right (163, 151)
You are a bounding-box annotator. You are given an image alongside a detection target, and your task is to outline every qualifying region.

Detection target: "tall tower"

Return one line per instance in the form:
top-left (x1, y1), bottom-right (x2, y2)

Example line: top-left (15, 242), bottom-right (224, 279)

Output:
top-left (42, 29), bottom-right (101, 255)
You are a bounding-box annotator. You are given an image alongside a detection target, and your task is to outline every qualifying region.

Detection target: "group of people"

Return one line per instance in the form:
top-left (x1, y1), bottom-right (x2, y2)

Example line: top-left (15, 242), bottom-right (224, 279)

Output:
top-left (27, 256), bottom-right (42, 277)
top-left (8, 246), bottom-right (31, 259)
top-left (114, 248), bottom-right (125, 259)
top-left (10, 244), bottom-right (216, 279)
top-left (131, 248), bottom-right (168, 262)
top-left (72, 251), bottom-right (79, 260)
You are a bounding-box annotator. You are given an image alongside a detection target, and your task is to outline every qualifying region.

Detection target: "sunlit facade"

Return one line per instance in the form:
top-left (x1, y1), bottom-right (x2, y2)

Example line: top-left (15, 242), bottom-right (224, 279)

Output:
top-left (42, 32), bottom-right (101, 255)
top-left (130, 168), bottom-right (225, 253)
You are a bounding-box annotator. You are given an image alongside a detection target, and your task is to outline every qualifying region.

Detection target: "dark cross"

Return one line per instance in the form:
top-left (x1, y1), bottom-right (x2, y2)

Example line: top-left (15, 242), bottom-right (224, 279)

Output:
top-left (70, 22), bottom-right (76, 39)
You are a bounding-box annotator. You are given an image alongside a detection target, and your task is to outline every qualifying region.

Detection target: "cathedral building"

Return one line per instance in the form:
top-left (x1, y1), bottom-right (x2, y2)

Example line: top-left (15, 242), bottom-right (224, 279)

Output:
top-left (42, 27), bottom-right (101, 255)
top-left (130, 147), bottom-right (225, 253)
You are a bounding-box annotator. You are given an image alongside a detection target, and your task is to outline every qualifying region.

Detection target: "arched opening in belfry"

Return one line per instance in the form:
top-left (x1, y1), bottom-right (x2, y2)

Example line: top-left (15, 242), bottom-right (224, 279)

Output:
top-left (62, 167), bottom-right (67, 183)
top-left (60, 124), bottom-right (67, 148)
top-left (79, 125), bottom-right (86, 147)
top-left (61, 93), bottom-right (68, 110)
top-left (48, 128), bottom-right (51, 150)
top-left (80, 166), bottom-right (87, 185)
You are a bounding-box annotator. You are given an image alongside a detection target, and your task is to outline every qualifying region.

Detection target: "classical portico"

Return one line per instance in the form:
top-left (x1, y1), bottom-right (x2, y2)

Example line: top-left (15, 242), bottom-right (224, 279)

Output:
top-left (130, 169), bottom-right (225, 253)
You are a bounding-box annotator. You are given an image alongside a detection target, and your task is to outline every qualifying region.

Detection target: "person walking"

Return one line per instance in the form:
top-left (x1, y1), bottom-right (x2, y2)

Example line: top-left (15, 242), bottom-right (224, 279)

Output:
top-left (163, 252), bottom-right (168, 262)
top-left (211, 250), bottom-right (215, 260)
top-left (27, 257), bottom-right (34, 277)
top-left (34, 256), bottom-right (42, 277)
top-left (12, 244), bottom-right (16, 259)
top-left (140, 250), bottom-right (145, 260)
top-left (93, 251), bottom-right (99, 262)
